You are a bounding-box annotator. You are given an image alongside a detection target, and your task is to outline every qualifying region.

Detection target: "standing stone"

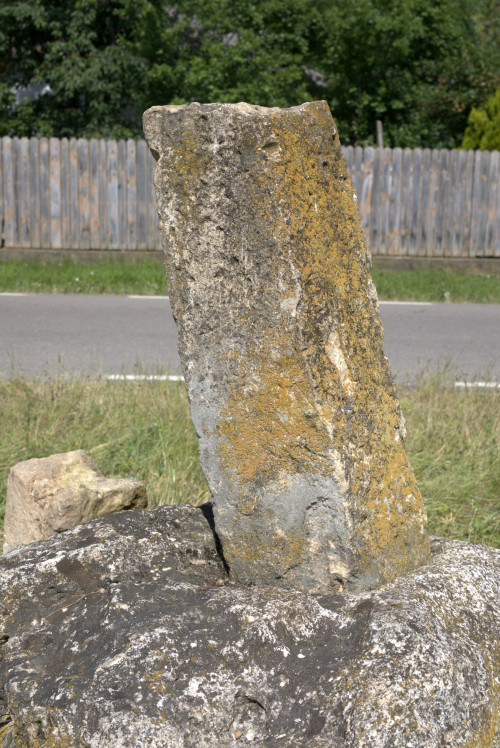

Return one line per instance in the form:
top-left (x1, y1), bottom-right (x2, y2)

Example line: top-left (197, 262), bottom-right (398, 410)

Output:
top-left (143, 101), bottom-right (429, 594)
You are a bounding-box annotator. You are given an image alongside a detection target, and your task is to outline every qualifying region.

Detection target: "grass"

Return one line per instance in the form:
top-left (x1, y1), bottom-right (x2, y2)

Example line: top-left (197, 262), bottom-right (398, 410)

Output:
top-left (372, 266), bottom-right (500, 303)
top-left (0, 258), bottom-right (167, 296)
top-left (0, 373), bottom-right (498, 549)
top-left (1, 257), bottom-right (500, 302)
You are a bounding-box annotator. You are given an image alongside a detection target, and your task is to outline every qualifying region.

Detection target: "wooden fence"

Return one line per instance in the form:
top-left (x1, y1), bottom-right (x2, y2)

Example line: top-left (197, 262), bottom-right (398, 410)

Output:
top-left (1, 136), bottom-right (499, 257)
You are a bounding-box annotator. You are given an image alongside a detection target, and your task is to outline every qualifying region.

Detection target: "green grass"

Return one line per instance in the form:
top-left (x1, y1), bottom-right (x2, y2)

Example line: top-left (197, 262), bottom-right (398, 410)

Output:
top-left (1, 257), bottom-right (500, 302)
top-left (0, 374), bottom-right (498, 549)
top-left (400, 372), bottom-right (499, 548)
top-left (0, 258), bottom-right (167, 295)
top-left (372, 266), bottom-right (500, 303)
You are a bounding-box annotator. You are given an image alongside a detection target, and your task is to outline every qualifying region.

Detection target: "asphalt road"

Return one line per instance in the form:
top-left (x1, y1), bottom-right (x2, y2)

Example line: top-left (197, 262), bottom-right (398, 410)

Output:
top-left (1, 293), bottom-right (499, 384)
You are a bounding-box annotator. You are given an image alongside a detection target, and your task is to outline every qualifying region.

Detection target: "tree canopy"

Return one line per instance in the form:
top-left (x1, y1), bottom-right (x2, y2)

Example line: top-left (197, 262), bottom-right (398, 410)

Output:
top-left (0, 0), bottom-right (498, 147)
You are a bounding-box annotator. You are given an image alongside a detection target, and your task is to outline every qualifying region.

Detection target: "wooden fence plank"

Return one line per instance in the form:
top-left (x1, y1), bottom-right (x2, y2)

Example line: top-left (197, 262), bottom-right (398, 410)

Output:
top-left (146, 151), bottom-right (159, 249)
top-left (344, 146), bottom-right (353, 177)
top-left (444, 149), bottom-right (459, 257)
top-left (0, 137), bottom-right (3, 247)
top-left (479, 150), bottom-right (492, 257)
top-left (433, 149), bottom-right (449, 256)
top-left (29, 138), bottom-right (40, 249)
top-left (39, 138), bottom-right (50, 248)
top-left (370, 148), bottom-right (382, 251)
top-left (12, 138), bottom-right (20, 248)
top-left (89, 139), bottom-right (100, 249)
top-left (69, 139), bottom-right (80, 249)
top-left (354, 146), bottom-right (363, 210)
top-left (78, 139), bottom-right (90, 250)
top-left (409, 148), bottom-right (422, 256)
top-left (107, 139), bottom-right (119, 249)
top-left (418, 149), bottom-right (431, 255)
top-left (462, 149), bottom-right (475, 257)
top-left (99, 140), bottom-right (107, 249)
top-left (136, 139), bottom-right (148, 250)
top-left (49, 137), bottom-right (62, 248)
top-left (359, 147), bottom-right (374, 238)
top-left (60, 139), bottom-right (70, 249)
top-left (399, 149), bottom-right (412, 256)
top-left (485, 151), bottom-right (497, 254)
top-left (496, 153), bottom-right (500, 257)
top-left (2, 137), bottom-right (17, 247)
top-left (485, 151), bottom-right (498, 256)
top-left (425, 149), bottom-right (440, 256)
top-left (19, 137), bottom-right (31, 248)
top-left (388, 148), bottom-right (402, 255)
top-left (126, 139), bottom-right (137, 249)
top-left (376, 148), bottom-right (391, 254)
top-left (469, 150), bottom-right (482, 257)
top-left (453, 150), bottom-right (467, 256)
top-left (118, 140), bottom-right (127, 249)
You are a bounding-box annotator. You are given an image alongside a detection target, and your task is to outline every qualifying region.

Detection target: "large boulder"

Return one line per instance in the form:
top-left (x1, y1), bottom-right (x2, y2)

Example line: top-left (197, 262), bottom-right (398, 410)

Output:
top-left (143, 101), bottom-right (429, 595)
top-left (2, 450), bottom-right (147, 553)
top-left (0, 505), bottom-right (498, 747)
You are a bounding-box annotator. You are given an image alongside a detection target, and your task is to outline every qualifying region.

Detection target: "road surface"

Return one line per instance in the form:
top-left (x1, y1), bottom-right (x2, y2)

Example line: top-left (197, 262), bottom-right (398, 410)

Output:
top-left (1, 294), bottom-right (499, 384)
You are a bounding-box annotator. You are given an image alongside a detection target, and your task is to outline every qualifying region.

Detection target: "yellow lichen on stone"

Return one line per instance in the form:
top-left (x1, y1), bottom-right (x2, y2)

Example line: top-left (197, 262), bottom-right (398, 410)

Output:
top-left (217, 333), bottom-right (332, 487)
top-left (145, 101), bottom-right (429, 593)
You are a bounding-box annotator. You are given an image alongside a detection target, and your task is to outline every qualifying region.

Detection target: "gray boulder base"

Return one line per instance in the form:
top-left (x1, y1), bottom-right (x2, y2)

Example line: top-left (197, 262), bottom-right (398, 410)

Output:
top-left (0, 506), bottom-right (498, 747)
top-left (143, 101), bottom-right (429, 595)
top-left (2, 450), bottom-right (147, 553)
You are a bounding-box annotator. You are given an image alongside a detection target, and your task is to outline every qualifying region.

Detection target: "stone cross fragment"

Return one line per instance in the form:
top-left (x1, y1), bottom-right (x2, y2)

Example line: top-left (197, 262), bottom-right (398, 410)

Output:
top-left (143, 101), bottom-right (430, 595)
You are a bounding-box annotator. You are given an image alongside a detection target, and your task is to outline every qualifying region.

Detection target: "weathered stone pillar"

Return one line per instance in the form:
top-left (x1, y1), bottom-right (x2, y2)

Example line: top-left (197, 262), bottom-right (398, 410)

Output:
top-left (143, 101), bottom-right (429, 594)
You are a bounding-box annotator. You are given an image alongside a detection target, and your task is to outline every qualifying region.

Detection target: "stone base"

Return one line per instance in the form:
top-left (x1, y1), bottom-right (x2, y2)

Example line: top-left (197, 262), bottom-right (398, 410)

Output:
top-left (0, 505), bottom-right (498, 747)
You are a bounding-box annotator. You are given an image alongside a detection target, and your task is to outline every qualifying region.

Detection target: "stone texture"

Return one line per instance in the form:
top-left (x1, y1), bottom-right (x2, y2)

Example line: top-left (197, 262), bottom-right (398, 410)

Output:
top-left (0, 505), bottom-right (498, 747)
top-left (143, 100), bottom-right (429, 594)
top-left (2, 450), bottom-right (147, 553)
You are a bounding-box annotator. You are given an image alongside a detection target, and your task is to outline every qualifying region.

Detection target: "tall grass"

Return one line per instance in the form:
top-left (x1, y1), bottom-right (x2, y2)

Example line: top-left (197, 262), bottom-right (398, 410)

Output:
top-left (0, 374), bottom-right (498, 548)
top-left (402, 372), bottom-right (499, 548)
top-left (0, 377), bottom-right (210, 532)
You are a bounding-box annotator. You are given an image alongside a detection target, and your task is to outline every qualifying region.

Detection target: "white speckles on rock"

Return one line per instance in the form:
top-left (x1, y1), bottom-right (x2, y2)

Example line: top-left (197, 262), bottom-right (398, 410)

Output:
top-left (0, 508), bottom-right (498, 747)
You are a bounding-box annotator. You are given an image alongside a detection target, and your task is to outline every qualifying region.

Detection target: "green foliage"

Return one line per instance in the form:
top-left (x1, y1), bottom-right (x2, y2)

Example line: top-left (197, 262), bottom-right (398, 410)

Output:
top-left (0, 0), bottom-right (164, 138)
top-left (462, 87), bottom-right (500, 150)
top-left (0, 0), bottom-right (498, 146)
top-left (144, 0), bottom-right (326, 109)
top-left (321, 0), bottom-right (497, 147)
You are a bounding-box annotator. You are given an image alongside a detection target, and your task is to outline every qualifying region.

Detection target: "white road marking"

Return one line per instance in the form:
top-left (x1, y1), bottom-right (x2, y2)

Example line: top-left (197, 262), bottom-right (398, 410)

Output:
top-left (127, 295), bottom-right (170, 300)
top-left (0, 292), bottom-right (28, 296)
top-left (455, 381), bottom-right (499, 389)
top-left (105, 374), bottom-right (184, 381)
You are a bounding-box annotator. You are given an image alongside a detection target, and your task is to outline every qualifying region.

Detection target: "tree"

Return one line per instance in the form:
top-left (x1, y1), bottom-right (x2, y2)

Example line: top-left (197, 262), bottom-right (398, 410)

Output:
top-left (462, 87), bottom-right (500, 150)
top-left (0, 0), bottom-right (497, 146)
top-left (0, 0), bottom-right (164, 138)
top-left (319, 0), bottom-right (498, 147)
top-left (143, 0), bottom-right (327, 110)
